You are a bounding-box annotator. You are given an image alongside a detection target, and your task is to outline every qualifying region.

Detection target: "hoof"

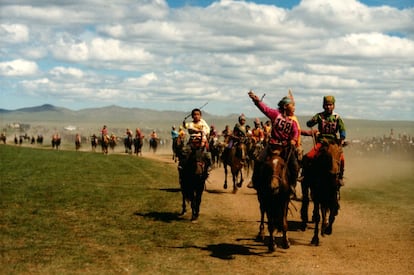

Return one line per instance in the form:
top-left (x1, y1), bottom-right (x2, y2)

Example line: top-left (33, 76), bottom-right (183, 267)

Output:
top-left (223, 183), bottom-right (227, 189)
top-left (324, 225), bottom-right (332, 235)
top-left (191, 214), bottom-right (199, 222)
top-left (300, 221), bottom-right (307, 231)
top-left (282, 239), bottom-right (290, 249)
top-left (256, 233), bottom-right (265, 242)
top-left (268, 243), bottom-right (276, 252)
top-left (311, 236), bottom-right (319, 246)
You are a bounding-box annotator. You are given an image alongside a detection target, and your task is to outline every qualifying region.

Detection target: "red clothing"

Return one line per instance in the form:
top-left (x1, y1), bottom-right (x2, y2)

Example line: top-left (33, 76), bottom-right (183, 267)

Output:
top-left (255, 101), bottom-right (299, 145)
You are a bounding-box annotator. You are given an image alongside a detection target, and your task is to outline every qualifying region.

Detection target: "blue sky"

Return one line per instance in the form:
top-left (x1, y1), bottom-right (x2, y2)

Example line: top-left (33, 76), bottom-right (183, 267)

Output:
top-left (0, 0), bottom-right (413, 121)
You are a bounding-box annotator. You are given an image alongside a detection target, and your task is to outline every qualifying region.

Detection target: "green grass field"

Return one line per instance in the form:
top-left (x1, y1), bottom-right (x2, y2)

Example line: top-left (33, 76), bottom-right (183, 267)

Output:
top-left (1, 145), bottom-right (188, 273)
top-left (1, 144), bottom-right (413, 274)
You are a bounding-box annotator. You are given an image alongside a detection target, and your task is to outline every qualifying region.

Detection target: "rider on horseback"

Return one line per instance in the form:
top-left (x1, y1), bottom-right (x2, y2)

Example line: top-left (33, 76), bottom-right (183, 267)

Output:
top-left (183, 108), bottom-right (212, 178)
top-left (101, 125), bottom-right (109, 140)
top-left (302, 95), bottom-right (346, 186)
top-left (248, 90), bottom-right (300, 196)
top-left (251, 118), bottom-right (265, 144)
top-left (224, 114), bottom-right (248, 164)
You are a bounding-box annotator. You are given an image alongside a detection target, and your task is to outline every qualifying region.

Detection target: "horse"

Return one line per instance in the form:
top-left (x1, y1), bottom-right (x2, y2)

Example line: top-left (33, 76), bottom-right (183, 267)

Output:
top-left (75, 136), bottom-right (81, 151)
top-left (245, 137), bottom-right (264, 180)
top-left (109, 135), bottom-right (117, 152)
top-left (51, 135), bottom-right (61, 150)
top-left (0, 133), bottom-right (6, 144)
top-left (176, 137), bottom-right (208, 221)
top-left (91, 135), bottom-right (98, 151)
top-left (209, 136), bottom-right (225, 168)
top-left (134, 136), bottom-right (143, 156)
top-left (305, 139), bottom-right (343, 246)
top-left (124, 135), bottom-right (133, 154)
top-left (100, 135), bottom-right (109, 154)
top-left (36, 135), bottom-right (43, 145)
top-left (222, 141), bottom-right (246, 193)
top-left (252, 144), bottom-right (291, 252)
top-left (149, 138), bottom-right (158, 153)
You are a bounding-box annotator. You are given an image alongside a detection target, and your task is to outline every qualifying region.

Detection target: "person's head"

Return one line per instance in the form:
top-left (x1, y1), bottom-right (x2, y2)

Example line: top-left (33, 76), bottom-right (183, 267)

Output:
top-left (323, 95), bottom-right (335, 114)
top-left (278, 96), bottom-right (295, 116)
top-left (238, 114), bottom-right (246, 124)
top-left (191, 108), bottom-right (202, 122)
top-left (172, 126), bottom-right (176, 130)
top-left (210, 124), bottom-right (215, 129)
top-left (103, 125), bottom-right (107, 129)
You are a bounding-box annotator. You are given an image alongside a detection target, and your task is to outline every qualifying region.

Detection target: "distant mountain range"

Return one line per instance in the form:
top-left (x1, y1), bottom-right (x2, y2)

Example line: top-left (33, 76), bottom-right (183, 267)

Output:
top-left (1, 104), bottom-right (413, 139)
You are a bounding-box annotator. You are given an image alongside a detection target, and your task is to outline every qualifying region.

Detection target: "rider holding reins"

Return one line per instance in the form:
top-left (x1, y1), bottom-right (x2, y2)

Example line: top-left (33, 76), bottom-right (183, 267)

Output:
top-left (303, 95), bottom-right (346, 186)
top-left (248, 90), bottom-right (300, 195)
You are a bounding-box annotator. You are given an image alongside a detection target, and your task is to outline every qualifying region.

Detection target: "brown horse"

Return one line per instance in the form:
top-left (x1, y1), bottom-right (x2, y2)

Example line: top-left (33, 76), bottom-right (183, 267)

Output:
top-left (252, 144), bottom-right (291, 252)
top-left (0, 133), bottom-right (6, 144)
top-left (176, 137), bottom-right (208, 221)
top-left (101, 135), bottom-right (110, 154)
top-left (222, 142), bottom-right (246, 193)
top-left (305, 139), bottom-right (343, 246)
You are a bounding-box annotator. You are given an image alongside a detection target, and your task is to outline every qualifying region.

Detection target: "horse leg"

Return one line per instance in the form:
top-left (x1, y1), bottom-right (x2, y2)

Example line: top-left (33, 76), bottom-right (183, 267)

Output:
top-left (267, 214), bottom-right (276, 252)
top-left (311, 202), bottom-right (321, 245)
top-left (321, 207), bottom-right (328, 236)
top-left (232, 173), bottom-right (238, 194)
top-left (280, 201), bottom-right (290, 249)
top-left (223, 165), bottom-right (228, 189)
top-left (236, 169), bottom-right (244, 188)
top-left (300, 179), bottom-right (310, 231)
top-left (180, 193), bottom-right (187, 216)
top-left (192, 182), bottom-right (204, 221)
top-left (257, 206), bottom-right (266, 241)
top-left (324, 206), bottom-right (336, 235)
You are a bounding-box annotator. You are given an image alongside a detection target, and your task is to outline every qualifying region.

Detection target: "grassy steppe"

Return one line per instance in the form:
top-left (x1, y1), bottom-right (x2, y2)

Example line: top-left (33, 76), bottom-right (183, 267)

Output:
top-left (1, 145), bottom-right (413, 274)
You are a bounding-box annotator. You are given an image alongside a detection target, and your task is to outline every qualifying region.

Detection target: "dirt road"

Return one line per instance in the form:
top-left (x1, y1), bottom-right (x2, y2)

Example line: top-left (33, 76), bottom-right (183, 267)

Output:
top-left (144, 150), bottom-right (413, 274)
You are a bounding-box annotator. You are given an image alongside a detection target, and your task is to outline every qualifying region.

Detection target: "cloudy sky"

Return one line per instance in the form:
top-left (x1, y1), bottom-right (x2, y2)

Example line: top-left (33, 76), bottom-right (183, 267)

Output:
top-left (0, 0), bottom-right (413, 121)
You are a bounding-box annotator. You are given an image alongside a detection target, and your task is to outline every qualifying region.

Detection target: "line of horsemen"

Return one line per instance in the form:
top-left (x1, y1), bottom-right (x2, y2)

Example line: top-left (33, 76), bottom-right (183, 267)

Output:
top-left (175, 90), bottom-right (345, 195)
top-left (174, 90), bottom-right (346, 248)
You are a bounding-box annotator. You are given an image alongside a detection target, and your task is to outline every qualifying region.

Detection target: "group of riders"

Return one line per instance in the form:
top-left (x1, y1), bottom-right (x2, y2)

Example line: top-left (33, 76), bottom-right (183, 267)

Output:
top-left (175, 90), bottom-right (346, 198)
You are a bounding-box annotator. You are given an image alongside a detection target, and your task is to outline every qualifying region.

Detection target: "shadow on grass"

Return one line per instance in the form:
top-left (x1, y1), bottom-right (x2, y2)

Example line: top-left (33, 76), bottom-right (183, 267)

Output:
top-left (159, 188), bottom-right (181, 193)
top-left (202, 243), bottom-right (263, 259)
top-left (133, 211), bottom-right (183, 223)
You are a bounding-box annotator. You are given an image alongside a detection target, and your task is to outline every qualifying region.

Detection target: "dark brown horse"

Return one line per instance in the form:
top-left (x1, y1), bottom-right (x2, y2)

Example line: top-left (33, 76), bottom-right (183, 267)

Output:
top-left (252, 144), bottom-right (291, 252)
top-left (222, 142), bottom-right (246, 193)
top-left (305, 139), bottom-right (343, 246)
top-left (149, 137), bottom-right (158, 153)
top-left (51, 135), bottom-right (61, 150)
top-left (134, 136), bottom-right (143, 156)
top-left (209, 136), bottom-right (225, 168)
top-left (176, 137), bottom-right (208, 221)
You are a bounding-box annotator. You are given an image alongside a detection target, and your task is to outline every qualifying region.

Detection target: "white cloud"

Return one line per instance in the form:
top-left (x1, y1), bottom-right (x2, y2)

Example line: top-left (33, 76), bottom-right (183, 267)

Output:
top-left (0, 59), bottom-right (38, 76)
top-left (0, 24), bottom-right (29, 43)
top-left (50, 66), bottom-right (84, 78)
top-left (0, 0), bottom-right (413, 121)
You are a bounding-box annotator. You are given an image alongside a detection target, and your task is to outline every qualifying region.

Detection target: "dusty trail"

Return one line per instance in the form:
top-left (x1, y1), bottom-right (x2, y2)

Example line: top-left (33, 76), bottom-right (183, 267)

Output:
top-left (143, 149), bottom-right (414, 274)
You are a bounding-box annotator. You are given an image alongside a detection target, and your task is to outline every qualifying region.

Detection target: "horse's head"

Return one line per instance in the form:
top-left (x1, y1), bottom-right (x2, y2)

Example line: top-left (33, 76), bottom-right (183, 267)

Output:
top-left (267, 154), bottom-right (287, 193)
top-left (189, 135), bottom-right (203, 150)
top-left (319, 139), bottom-right (342, 175)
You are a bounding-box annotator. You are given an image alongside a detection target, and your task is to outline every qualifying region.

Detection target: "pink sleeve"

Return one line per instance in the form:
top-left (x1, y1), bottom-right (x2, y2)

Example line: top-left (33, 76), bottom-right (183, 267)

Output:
top-left (256, 101), bottom-right (280, 121)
